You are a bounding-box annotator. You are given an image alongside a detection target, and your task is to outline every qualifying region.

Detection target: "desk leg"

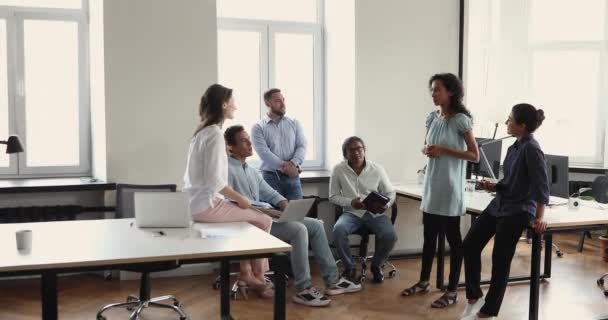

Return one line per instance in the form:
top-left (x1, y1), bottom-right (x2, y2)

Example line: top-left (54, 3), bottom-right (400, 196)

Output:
top-left (220, 259), bottom-right (233, 320)
top-left (436, 231), bottom-right (446, 290)
top-left (529, 232), bottom-right (541, 320)
top-left (543, 234), bottom-right (552, 278)
top-left (273, 253), bottom-right (287, 320)
top-left (41, 271), bottom-right (58, 320)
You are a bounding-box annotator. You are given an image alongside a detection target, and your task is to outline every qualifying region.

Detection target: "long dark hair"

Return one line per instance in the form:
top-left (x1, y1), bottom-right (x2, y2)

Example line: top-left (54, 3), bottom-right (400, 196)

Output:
top-left (512, 103), bottom-right (545, 133)
top-left (428, 73), bottom-right (472, 119)
top-left (193, 84), bottom-right (233, 136)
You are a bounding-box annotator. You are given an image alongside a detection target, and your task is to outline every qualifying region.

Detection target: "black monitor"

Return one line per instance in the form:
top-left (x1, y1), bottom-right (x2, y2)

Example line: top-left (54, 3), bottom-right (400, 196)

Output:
top-left (466, 138), bottom-right (502, 179)
top-left (545, 154), bottom-right (569, 198)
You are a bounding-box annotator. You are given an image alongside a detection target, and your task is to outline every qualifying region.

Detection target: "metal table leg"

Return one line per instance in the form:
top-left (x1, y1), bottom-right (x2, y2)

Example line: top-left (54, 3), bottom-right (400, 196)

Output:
top-left (529, 232), bottom-right (542, 320)
top-left (273, 253), bottom-right (287, 320)
top-left (41, 271), bottom-right (58, 320)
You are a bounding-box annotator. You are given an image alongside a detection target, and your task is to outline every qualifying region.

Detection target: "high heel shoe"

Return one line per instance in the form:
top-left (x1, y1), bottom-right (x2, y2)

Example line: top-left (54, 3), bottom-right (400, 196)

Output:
top-left (234, 281), bottom-right (250, 300)
top-left (250, 282), bottom-right (274, 299)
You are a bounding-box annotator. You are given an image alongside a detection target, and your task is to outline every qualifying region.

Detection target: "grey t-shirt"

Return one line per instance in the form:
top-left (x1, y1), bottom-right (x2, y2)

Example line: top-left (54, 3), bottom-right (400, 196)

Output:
top-left (421, 111), bottom-right (472, 216)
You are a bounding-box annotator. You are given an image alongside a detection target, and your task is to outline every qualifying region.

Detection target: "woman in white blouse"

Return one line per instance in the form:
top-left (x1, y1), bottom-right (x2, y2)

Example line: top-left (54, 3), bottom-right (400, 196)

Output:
top-left (184, 83), bottom-right (274, 299)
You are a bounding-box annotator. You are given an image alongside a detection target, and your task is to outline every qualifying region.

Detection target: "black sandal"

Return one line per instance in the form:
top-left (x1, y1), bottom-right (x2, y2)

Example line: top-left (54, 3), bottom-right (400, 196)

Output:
top-left (430, 292), bottom-right (457, 308)
top-left (401, 282), bottom-right (430, 296)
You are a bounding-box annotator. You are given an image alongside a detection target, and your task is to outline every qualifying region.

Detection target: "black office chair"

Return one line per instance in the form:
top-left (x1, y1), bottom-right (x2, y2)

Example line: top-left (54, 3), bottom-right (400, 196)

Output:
top-left (97, 184), bottom-right (187, 320)
top-left (333, 202), bottom-right (398, 283)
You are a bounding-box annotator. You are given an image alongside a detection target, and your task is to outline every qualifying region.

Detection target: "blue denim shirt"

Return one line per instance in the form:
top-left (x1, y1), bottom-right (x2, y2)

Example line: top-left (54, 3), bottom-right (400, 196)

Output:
top-left (484, 134), bottom-right (550, 218)
top-left (227, 156), bottom-right (287, 206)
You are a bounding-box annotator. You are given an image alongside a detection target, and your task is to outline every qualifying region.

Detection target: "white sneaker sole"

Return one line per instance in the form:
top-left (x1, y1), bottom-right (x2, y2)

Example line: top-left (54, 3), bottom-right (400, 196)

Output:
top-left (325, 285), bottom-right (362, 296)
top-left (292, 296), bottom-right (331, 307)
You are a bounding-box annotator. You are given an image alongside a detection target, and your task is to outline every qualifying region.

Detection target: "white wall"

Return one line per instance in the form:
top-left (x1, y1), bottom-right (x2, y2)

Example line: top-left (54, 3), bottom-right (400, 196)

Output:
top-left (355, 0), bottom-right (460, 183)
top-left (355, 0), bottom-right (461, 254)
top-left (104, 0), bottom-right (218, 186)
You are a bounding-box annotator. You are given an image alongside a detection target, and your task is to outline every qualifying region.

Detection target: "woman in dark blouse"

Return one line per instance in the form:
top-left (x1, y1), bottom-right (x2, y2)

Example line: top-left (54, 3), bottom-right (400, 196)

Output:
top-left (461, 103), bottom-right (549, 320)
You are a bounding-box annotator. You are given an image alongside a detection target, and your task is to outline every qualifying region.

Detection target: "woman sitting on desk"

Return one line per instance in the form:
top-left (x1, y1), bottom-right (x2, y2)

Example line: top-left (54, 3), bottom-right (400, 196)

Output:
top-left (183, 84), bottom-right (274, 299)
top-left (461, 103), bottom-right (549, 320)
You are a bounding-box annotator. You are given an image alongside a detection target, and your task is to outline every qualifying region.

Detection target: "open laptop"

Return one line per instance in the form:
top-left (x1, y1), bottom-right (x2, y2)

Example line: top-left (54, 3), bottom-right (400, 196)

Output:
top-left (270, 198), bottom-right (316, 223)
top-left (134, 192), bottom-right (191, 228)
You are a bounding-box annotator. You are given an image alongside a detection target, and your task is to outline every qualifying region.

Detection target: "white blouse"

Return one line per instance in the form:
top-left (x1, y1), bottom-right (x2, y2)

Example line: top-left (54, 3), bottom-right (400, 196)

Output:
top-left (183, 125), bottom-right (228, 215)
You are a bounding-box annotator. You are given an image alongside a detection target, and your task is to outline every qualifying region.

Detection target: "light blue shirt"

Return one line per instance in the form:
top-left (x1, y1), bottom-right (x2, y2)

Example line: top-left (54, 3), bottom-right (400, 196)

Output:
top-left (227, 156), bottom-right (287, 206)
top-left (251, 115), bottom-right (307, 172)
top-left (421, 111), bottom-right (472, 216)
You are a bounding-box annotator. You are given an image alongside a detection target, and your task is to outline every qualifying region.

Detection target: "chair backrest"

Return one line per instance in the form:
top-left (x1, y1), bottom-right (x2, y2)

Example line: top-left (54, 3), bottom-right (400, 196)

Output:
top-left (334, 202), bottom-right (399, 226)
top-left (116, 184), bottom-right (177, 219)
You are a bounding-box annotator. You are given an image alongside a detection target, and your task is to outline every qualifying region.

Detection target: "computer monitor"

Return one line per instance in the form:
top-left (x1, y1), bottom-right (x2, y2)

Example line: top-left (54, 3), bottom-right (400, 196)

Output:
top-left (545, 154), bottom-right (569, 198)
top-left (466, 138), bottom-right (502, 179)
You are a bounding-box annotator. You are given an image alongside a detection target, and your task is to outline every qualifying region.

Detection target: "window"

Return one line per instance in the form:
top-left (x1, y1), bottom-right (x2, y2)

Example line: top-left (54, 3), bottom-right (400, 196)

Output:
top-left (0, 1), bottom-right (90, 176)
top-left (464, 0), bottom-right (608, 167)
top-left (217, 0), bottom-right (324, 168)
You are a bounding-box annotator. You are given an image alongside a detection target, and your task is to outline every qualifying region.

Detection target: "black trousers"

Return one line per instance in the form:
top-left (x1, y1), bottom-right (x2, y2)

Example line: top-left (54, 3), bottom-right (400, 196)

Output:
top-left (463, 212), bottom-right (529, 316)
top-left (420, 212), bottom-right (463, 292)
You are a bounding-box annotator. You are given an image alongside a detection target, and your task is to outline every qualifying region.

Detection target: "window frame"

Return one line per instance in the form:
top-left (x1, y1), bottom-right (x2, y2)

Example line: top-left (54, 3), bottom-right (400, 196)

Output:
top-left (0, 0), bottom-right (91, 178)
top-left (217, 0), bottom-right (326, 170)
top-left (463, 0), bottom-right (608, 167)
top-left (524, 0), bottom-right (608, 166)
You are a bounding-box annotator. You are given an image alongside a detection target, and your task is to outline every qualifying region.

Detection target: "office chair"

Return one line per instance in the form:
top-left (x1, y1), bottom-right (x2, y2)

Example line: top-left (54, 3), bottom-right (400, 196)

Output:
top-left (97, 184), bottom-right (187, 320)
top-left (521, 229), bottom-right (563, 258)
top-left (333, 202), bottom-right (398, 283)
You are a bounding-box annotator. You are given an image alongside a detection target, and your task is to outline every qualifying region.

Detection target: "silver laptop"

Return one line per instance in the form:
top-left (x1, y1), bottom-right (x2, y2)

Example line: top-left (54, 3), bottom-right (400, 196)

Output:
top-left (134, 192), bottom-right (191, 228)
top-left (273, 198), bottom-right (316, 223)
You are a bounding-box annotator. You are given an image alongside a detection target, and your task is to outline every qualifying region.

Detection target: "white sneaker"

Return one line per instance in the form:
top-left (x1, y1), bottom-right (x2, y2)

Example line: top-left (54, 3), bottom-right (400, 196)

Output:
top-left (292, 287), bottom-right (331, 307)
top-left (325, 276), bottom-right (362, 296)
top-left (461, 297), bottom-right (485, 319)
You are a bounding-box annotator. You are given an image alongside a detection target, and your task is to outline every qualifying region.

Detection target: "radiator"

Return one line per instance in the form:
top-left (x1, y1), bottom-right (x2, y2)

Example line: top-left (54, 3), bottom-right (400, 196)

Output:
top-left (0, 205), bottom-right (113, 223)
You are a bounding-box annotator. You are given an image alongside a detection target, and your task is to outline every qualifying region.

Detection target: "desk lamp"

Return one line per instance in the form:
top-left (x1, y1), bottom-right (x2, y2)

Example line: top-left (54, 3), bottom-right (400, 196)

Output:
top-left (0, 135), bottom-right (24, 154)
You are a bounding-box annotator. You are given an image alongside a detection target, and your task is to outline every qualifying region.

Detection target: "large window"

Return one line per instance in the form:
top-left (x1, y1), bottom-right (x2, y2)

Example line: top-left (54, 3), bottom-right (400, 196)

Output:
top-left (217, 0), bottom-right (325, 168)
top-left (0, 0), bottom-right (90, 176)
top-left (465, 0), bottom-right (608, 167)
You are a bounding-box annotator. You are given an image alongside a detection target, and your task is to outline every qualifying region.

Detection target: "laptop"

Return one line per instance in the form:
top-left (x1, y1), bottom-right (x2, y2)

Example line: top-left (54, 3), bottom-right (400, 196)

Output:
top-left (134, 192), bottom-right (191, 228)
top-left (271, 198), bottom-right (316, 223)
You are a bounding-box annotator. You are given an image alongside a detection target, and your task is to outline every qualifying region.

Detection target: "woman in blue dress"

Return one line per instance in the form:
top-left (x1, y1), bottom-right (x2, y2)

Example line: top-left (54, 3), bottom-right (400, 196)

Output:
top-left (402, 73), bottom-right (479, 309)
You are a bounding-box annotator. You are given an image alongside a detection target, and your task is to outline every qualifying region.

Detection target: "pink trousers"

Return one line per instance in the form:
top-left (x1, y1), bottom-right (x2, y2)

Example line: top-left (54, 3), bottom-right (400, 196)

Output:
top-left (192, 198), bottom-right (273, 276)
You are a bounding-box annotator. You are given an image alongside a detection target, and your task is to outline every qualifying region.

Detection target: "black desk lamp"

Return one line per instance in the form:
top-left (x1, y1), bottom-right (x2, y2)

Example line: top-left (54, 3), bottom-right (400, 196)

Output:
top-left (0, 135), bottom-right (24, 154)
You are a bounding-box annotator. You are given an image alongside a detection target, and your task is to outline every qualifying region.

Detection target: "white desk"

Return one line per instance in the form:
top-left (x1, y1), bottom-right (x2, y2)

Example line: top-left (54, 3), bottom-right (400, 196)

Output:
top-left (393, 182), bottom-right (608, 320)
top-left (0, 219), bottom-right (291, 320)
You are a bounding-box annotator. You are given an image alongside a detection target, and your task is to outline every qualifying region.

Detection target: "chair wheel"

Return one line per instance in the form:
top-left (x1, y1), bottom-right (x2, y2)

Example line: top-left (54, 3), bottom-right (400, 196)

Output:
top-left (604, 291), bottom-right (608, 297)
top-left (556, 251), bottom-right (563, 258)
top-left (359, 275), bottom-right (366, 284)
top-left (212, 281), bottom-right (220, 290)
top-left (388, 270), bottom-right (397, 278)
top-left (180, 317), bottom-right (187, 320)
top-left (97, 316), bottom-right (106, 320)
top-left (598, 279), bottom-right (604, 286)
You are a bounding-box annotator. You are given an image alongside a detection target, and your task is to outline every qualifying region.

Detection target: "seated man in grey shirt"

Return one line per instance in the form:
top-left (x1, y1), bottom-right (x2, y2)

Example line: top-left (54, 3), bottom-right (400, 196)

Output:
top-left (224, 125), bottom-right (361, 307)
top-left (330, 136), bottom-right (398, 283)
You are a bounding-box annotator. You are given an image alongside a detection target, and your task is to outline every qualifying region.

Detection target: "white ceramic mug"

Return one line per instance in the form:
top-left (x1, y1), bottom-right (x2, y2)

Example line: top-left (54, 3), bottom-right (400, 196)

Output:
top-left (16, 230), bottom-right (32, 251)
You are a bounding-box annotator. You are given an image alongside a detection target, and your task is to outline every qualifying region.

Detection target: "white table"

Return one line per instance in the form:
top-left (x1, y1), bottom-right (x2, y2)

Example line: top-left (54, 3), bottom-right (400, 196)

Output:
top-left (393, 182), bottom-right (608, 320)
top-left (0, 219), bottom-right (291, 320)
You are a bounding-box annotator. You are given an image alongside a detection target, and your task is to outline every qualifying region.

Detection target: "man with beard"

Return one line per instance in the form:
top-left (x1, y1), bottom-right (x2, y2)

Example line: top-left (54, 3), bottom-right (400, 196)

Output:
top-left (252, 88), bottom-right (307, 200)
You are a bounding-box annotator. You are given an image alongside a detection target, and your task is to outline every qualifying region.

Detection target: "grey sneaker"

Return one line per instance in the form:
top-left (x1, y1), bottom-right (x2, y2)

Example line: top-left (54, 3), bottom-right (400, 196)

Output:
top-left (325, 277), bottom-right (362, 296)
top-left (292, 287), bottom-right (331, 307)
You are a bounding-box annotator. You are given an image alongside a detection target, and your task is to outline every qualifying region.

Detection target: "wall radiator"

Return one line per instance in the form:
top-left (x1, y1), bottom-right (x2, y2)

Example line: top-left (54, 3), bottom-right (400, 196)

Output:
top-left (0, 205), bottom-right (114, 223)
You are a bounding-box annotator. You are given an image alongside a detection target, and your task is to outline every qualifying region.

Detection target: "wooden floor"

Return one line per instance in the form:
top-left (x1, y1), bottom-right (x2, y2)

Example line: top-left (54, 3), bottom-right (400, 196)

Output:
top-left (1, 233), bottom-right (608, 320)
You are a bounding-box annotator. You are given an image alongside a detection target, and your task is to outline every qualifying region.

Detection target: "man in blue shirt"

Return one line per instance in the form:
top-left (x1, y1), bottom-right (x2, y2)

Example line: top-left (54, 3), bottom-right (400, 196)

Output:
top-left (251, 88), bottom-right (307, 200)
top-left (225, 125), bottom-right (361, 307)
